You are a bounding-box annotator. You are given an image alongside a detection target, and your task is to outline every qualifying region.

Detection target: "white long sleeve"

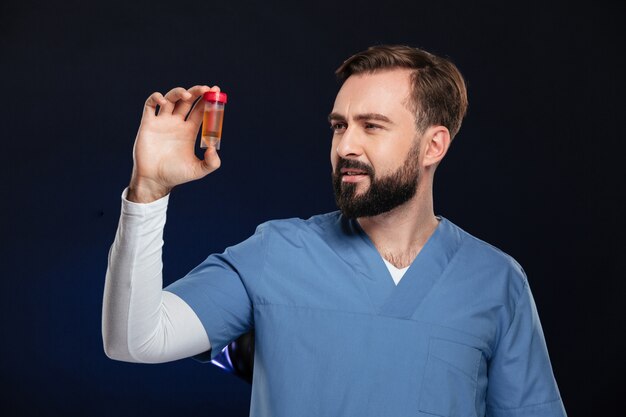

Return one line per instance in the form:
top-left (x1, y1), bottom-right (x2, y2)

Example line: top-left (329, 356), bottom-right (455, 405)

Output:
top-left (102, 189), bottom-right (211, 363)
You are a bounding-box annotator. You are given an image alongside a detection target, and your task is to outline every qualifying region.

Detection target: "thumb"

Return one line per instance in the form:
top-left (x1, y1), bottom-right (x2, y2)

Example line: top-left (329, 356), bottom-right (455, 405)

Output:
top-left (199, 143), bottom-right (222, 175)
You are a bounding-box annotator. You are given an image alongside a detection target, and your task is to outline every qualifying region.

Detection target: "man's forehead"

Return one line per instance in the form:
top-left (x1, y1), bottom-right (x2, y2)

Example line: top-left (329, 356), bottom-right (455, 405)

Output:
top-left (331, 69), bottom-right (414, 120)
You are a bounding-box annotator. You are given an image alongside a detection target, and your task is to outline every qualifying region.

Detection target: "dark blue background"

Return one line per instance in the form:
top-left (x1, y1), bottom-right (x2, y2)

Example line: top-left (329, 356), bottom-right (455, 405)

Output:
top-left (1, 0), bottom-right (623, 415)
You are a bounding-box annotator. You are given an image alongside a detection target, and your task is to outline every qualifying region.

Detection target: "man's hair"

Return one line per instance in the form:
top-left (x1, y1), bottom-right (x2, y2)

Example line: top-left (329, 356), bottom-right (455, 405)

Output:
top-left (336, 45), bottom-right (468, 140)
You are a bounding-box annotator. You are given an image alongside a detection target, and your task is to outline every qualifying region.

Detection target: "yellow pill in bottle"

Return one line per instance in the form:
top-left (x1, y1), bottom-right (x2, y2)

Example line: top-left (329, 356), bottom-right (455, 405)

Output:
top-left (201, 91), bottom-right (228, 150)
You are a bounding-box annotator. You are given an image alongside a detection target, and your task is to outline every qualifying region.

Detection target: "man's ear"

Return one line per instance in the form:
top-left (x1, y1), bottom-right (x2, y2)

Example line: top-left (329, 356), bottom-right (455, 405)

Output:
top-left (422, 126), bottom-right (451, 168)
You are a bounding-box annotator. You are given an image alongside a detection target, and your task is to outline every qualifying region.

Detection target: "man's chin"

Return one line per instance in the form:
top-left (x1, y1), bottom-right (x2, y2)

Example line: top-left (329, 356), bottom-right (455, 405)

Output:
top-left (342, 181), bottom-right (369, 196)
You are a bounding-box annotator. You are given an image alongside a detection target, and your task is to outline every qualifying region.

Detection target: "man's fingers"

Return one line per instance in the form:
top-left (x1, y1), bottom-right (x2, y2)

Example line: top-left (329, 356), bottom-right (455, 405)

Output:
top-left (143, 92), bottom-right (167, 118)
top-left (189, 84), bottom-right (217, 95)
top-left (143, 85), bottom-right (223, 131)
top-left (174, 85), bottom-right (212, 118)
top-left (160, 87), bottom-right (191, 115)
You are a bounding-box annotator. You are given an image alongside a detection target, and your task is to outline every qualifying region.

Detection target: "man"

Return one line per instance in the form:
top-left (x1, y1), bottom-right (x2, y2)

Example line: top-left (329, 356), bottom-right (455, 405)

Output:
top-left (103, 45), bottom-right (566, 416)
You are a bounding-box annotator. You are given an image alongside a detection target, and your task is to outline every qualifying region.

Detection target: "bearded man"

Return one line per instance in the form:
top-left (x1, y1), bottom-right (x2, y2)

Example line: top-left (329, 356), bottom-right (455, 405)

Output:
top-left (103, 45), bottom-right (566, 417)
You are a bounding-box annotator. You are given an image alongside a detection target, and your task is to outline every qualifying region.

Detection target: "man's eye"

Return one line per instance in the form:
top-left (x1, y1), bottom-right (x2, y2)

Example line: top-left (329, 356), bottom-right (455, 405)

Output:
top-left (364, 123), bottom-right (380, 130)
top-left (331, 123), bottom-right (347, 132)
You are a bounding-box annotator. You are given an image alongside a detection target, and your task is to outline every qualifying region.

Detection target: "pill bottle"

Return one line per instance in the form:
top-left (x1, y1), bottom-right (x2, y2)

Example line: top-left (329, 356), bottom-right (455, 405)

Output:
top-left (201, 91), bottom-right (228, 149)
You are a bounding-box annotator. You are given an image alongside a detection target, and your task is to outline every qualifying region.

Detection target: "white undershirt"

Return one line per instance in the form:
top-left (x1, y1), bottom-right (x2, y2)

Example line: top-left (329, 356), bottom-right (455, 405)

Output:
top-left (382, 259), bottom-right (410, 285)
top-left (102, 189), bottom-right (211, 364)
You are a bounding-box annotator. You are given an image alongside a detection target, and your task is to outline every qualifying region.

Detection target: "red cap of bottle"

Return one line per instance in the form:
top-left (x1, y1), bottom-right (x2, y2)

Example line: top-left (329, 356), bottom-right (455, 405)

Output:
top-left (203, 91), bottom-right (228, 103)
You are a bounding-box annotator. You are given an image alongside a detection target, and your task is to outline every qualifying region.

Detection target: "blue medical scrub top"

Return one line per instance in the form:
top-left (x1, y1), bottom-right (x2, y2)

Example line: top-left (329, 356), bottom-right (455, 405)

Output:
top-left (166, 213), bottom-right (566, 417)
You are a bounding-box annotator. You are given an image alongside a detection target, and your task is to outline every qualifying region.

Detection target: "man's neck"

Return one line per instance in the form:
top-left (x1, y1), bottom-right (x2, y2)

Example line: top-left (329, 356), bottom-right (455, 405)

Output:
top-left (357, 187), bottom-right (438, 269)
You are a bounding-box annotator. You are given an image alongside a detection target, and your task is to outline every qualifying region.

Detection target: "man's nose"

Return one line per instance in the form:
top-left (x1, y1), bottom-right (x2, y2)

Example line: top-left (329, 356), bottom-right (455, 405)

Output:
top-left (335, 127), bottom-right (363, 159)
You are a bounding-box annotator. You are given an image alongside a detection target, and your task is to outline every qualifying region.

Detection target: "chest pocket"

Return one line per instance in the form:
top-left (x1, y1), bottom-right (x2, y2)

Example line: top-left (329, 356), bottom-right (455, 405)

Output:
top-left (419, 338), bottom-right (482, 417)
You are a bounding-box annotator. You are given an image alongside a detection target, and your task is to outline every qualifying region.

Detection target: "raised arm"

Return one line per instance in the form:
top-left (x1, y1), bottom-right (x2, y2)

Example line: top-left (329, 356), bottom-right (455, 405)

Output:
top-left (102, 85), bottom-right (220, 363)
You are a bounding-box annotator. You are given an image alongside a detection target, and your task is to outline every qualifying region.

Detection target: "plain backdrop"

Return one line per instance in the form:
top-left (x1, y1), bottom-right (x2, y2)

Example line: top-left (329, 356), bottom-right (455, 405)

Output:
top-left (1, 0), bottom-right (624, 416)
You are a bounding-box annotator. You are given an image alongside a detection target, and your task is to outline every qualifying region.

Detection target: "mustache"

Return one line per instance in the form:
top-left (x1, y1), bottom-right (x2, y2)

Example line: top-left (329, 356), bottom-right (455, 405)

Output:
top-left (335, 158), bottom-right (375, 177)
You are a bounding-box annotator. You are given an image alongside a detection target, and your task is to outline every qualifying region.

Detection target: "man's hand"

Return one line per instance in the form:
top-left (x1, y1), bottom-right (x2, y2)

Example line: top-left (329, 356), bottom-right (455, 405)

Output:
top-left (127, 85), bottom-right (222, 203)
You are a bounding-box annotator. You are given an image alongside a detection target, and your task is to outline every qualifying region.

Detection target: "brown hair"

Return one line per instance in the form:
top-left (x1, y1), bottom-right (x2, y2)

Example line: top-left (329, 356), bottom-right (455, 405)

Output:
top-left (336, 45), bottom-right (468, 140)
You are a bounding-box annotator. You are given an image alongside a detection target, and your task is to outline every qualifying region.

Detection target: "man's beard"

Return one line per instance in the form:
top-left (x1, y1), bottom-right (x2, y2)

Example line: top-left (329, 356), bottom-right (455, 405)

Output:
top-left (332, 142), bottom-right (420, 219)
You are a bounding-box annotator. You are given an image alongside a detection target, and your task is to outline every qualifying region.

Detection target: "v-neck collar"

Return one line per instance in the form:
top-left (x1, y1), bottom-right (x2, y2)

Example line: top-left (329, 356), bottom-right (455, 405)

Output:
top-left (332, 214), bottom-right (463, 319)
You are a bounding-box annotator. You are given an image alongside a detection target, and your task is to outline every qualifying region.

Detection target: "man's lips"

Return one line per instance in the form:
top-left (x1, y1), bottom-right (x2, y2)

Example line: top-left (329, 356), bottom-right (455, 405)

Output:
top-left (340, 167), bottom-right (367, 175)
top-left (340, 167), bottom-right (369, 183)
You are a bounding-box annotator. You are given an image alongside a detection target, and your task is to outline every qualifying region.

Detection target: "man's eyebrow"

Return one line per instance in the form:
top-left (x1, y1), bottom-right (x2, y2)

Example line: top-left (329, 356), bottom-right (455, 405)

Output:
top-left (328, 112), bottom-right (346, 122)
top-left (327, 112), bottom-right (393, 124)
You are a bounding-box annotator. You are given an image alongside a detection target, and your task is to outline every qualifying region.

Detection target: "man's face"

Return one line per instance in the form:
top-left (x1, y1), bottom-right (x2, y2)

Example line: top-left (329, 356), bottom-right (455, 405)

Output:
top-left (329, 69), bottom-right (422, 218)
